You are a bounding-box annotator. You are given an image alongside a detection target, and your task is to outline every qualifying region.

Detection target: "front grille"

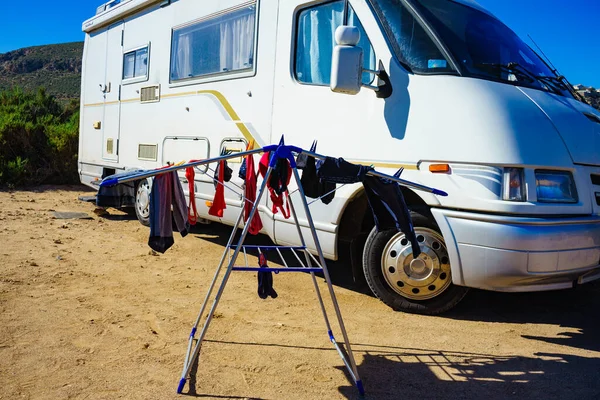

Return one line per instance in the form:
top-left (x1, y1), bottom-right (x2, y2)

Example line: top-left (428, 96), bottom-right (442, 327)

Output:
top-left (592, 174), bottom-right (600, 186)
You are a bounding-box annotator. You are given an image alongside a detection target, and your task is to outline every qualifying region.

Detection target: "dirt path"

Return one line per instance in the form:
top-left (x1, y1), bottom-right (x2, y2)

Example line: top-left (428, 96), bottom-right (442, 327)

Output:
top-left (0, 186), bottom-right (599, 400)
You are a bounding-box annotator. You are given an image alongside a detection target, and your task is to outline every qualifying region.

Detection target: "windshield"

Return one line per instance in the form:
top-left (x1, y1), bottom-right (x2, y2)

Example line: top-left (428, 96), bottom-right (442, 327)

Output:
top-left (412, 0), bottom-right (572, 96)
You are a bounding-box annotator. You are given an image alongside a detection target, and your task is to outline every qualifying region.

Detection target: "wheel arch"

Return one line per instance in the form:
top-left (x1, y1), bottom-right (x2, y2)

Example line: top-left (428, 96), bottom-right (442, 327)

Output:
top-left (337, 185), bottom-right (432, 280)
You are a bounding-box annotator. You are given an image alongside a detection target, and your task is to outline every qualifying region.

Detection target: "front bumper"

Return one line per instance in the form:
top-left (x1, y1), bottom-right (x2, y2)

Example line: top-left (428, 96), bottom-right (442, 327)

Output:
top-left (432, 209), bottom-right (600, 292)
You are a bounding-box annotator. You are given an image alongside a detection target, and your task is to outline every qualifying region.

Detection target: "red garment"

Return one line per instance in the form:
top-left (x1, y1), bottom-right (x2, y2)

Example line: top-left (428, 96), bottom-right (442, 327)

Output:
top-left (244, 153), bottom-right (263, 235)
top-left (209, 160), bottom-right (227, 218)
top-left (258, 152), bottom-right (292, 220)
top-left (185, 161), bottom-right (201, 225)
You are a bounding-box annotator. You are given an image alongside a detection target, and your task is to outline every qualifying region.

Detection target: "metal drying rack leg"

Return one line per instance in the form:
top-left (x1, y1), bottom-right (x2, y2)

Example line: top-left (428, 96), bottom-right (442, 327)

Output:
top-left (177, 166), bottom-right (275, 394)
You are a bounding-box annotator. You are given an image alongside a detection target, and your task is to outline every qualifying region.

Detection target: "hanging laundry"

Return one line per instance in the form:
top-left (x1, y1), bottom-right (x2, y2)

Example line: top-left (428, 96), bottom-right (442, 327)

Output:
top-left (244, 152), bottom-right (263, 235)
top-left (317, 157), bottom-right (373, 184)
top-left (257, 253), bottom-right (278, 299)
top-left (363, 173), bottom-right (421, 257)
top-left (213, 160), bottom-right (232, 189)
top-left (148, 171), bottom-right (190, 254)
top-left (316, 157), bottom-right (421, 257)
top-left (209, 160), bottom-right (227, 218)
top-left (258, 152), bottom-right (292, 219)
top-left (296, 141), bottom-right (335, 204)
top-left (185, 161), bottom-right (201, 225)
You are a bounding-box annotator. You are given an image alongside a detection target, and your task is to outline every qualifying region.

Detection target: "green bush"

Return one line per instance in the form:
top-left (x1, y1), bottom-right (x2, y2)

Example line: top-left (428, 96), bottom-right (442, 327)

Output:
top-left (0, 87), bottom-right (79, 186)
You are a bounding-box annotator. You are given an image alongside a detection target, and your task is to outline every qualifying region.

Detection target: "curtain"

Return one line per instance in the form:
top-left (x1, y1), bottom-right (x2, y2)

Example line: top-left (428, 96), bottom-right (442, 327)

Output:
top-left (174, 33), bottom-right (192, 80)
top-left (296, 2), bottom-right (375, 85)
top-left (219, 11), bottom-right (255, 72)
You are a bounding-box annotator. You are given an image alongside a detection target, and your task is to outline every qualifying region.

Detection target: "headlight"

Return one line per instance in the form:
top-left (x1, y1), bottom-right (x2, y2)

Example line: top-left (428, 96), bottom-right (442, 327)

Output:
top-left (503, 167), bottom-right (526, 201)
top-left (535, 170), bottom-right (578, 203)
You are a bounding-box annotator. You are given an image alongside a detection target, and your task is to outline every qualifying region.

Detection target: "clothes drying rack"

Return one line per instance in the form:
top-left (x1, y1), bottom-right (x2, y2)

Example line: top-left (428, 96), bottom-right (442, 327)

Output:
top-left (100, 140), bottom-right (448, 396)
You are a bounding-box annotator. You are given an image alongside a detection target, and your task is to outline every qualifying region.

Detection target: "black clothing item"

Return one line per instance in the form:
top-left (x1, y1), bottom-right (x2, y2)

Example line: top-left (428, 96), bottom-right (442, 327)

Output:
top-left (297, 144), bottom-right (336, 204)
top-left (317, 157), bottom-right (421, 257)
top-left (316, 157), bottom-right (373, 184)
top-left (213, 160), bottom-right (232, 189)
top-left (257, 253), bottom-right (278, 299)
top-left (298, 142), bottom-right (321, 199)
top-left (269, 157), bottom-right (290, 196)
top-left (296, 141), bottom-right (317, 169)
top-left (363, 174), bottom-right (421, 257)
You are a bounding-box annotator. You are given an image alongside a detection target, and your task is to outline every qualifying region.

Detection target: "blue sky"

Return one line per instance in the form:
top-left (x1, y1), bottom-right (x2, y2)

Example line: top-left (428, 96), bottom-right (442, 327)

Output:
top-left (0, 0), bottom-right (598, 87)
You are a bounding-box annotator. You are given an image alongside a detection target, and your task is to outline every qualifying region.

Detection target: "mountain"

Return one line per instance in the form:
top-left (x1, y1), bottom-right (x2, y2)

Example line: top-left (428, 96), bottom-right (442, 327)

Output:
top-left (0, 42), bottom-right (83, 101)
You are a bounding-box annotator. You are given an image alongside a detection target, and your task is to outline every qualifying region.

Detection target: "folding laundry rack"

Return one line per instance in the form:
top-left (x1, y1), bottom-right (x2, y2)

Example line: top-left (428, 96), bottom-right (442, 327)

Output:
top-left (100, 140), bottom-right (447, 396)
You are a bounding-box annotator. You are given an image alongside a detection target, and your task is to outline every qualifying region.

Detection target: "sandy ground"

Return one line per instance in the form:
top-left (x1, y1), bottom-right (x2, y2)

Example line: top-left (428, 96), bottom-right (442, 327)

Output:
top-left (0, 185), bottom-right (599, 400)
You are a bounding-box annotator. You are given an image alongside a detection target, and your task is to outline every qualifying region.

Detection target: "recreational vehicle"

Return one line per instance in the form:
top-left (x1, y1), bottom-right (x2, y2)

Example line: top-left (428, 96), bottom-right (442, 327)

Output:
top-left (79, 0), bottom-right (600, 314)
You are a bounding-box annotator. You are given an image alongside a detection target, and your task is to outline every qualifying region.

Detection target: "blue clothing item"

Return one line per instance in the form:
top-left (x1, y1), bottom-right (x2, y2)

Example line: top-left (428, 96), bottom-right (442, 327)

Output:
top-left (257, 253), bottom-right (278, 299)
top-left (316, 157), bottom-right (421, 257)
top-left (148, 171), bottom-right (190, 254)
top-left (97, 169), bottom-right (144, 208)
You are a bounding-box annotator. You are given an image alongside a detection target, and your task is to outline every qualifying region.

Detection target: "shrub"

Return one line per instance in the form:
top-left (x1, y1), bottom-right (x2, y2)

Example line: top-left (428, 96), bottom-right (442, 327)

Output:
top-left (0, 87), bottom-right (79, 186)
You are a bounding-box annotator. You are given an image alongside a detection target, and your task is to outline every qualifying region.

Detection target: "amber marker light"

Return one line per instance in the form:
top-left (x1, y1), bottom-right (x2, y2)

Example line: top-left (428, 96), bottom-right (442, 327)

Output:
top-left (429, 164), bottom-right (451, 173)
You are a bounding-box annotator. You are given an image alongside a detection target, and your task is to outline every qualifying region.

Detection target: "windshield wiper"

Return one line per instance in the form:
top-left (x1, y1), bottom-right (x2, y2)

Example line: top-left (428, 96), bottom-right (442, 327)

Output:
top-left (474, 62), bottom-right (567, 96)
top-left (473, 62), bottom-right (536, 84)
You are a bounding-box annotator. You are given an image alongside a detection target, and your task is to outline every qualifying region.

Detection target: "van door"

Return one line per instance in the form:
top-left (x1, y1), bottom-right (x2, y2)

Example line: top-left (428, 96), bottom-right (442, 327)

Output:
top-left (102, 22), bottom-right (124, 162)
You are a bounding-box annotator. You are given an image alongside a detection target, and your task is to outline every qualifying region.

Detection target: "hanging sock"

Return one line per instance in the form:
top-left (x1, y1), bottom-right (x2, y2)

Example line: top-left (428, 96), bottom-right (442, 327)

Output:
top-left (257, 253), bottom-right (277, 299)
top-left (209, 160), bottom-right (227, 218)
top-left (185, 161), bottom-right (201, 225)
top-left (244, 152), bottom-right (263, 235)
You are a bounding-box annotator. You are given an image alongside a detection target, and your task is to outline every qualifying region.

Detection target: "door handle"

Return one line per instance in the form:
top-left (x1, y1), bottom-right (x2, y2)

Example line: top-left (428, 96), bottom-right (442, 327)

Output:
top-left (99, 83), bottom-right (112, 94)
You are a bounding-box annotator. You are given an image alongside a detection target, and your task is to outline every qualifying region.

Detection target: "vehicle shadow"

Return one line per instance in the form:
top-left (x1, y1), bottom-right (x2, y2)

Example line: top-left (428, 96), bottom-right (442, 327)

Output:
top-left (190, 338), bottom-right (600, 400)
top-left (337, 346), bottom-right (600, 399)
top-left (443, 282), bottom-right (600, 354)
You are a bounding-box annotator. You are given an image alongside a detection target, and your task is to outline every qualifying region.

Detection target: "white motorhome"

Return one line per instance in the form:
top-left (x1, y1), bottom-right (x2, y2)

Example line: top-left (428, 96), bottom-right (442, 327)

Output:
top-left (79, 0), bottom-right (600, 314)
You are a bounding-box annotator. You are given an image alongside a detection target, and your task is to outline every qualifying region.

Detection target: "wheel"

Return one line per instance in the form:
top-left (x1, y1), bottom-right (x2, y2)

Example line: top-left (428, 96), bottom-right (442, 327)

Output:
top-left (134, 178), bottom-right (151, 227)
top-left (362, 212), bottom-right (469, 315)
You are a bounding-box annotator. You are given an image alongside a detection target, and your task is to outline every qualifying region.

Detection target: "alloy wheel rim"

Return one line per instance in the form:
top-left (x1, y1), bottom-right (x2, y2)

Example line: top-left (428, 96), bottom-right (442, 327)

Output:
top-left (136, 180), bottom-right (150, 219)
top-left (381, 228), bottom-right (452, 301)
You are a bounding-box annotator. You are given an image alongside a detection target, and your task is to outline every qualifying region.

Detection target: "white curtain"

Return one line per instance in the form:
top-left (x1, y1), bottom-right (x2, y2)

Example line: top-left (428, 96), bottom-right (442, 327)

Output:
top-left (219, 12), bottom-right (255, 72)
top-left (174, 33), bottom-right (192, 79)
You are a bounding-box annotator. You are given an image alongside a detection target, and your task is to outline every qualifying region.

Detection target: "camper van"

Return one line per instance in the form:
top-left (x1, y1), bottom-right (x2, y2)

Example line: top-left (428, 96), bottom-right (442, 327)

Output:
top-left (79, 0), bottom-right (600, 314)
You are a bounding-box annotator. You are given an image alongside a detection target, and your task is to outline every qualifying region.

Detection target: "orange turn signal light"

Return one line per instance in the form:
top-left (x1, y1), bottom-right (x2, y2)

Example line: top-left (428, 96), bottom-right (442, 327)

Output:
top-left (429, 164), bottom-right (450, 173)
top-left (205, 201), bottom-right (213, 207)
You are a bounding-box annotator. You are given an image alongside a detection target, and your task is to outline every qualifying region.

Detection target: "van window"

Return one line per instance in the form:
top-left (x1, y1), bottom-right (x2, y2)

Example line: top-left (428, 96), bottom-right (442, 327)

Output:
top-left (170, 5), bottom-right (256, 82)
top-left (370, 0), bottom-right (453, 73)
top-left (123, 46), bottom-right (149, 80)
top-left (295, 2), bottom-right (376, 86)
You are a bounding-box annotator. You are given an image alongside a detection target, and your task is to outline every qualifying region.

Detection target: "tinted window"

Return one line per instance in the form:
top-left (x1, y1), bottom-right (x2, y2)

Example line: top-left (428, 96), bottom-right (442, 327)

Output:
top-left (295, 1), bottom-right (376, 85)
top-left (171, 5), bottom-right (256, 81)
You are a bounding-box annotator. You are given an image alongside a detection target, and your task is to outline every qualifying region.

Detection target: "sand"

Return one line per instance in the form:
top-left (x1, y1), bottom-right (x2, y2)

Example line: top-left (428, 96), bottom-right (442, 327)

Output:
top-left (0, 186), bottom-right (599, 400)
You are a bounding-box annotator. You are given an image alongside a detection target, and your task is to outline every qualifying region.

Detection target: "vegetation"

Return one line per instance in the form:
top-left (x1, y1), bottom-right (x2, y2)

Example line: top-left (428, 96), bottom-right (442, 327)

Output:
top-left (0, 88), bottom-right (79, 187)
top-left (0, 42), bottom-right (83, 101)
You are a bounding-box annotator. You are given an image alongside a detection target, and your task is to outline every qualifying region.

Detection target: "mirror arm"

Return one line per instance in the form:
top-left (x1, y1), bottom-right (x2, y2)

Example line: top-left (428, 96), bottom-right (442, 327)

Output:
top-left (361, 68), bottom-right (393, 99)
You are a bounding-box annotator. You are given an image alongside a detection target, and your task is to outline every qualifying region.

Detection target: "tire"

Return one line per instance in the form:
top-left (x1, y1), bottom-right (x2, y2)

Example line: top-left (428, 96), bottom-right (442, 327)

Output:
top-left (362, 212), bottom-right (468, 315)
top-left (134, 179), bottom-right (151, 227)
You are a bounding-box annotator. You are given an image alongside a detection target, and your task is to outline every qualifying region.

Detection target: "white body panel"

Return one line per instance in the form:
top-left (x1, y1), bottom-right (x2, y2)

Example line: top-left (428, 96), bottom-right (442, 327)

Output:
top-left (79, 0), bottom-right (600, 291)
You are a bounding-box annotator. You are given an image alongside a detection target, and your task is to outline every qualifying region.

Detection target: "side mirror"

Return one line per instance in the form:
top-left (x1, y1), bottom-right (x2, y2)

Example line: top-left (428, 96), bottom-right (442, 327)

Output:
top-left (330, 26), bottom-right (363, 95)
